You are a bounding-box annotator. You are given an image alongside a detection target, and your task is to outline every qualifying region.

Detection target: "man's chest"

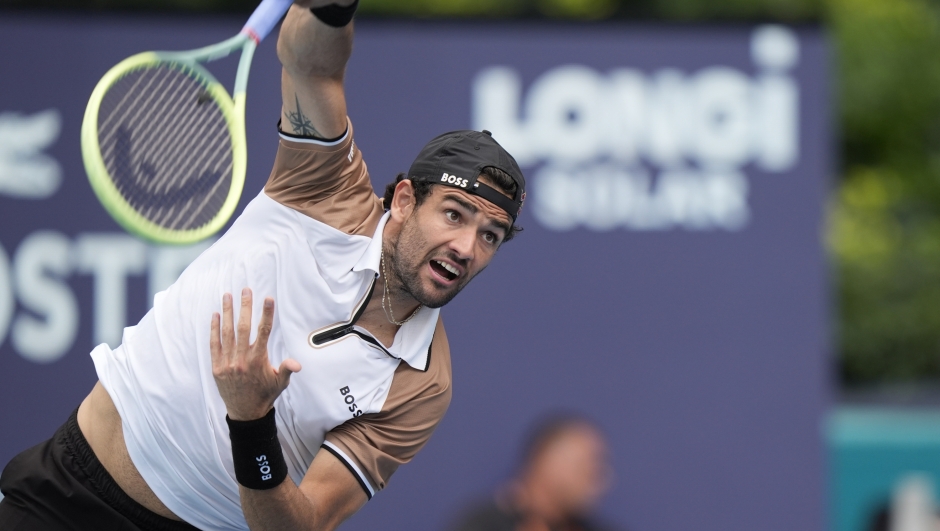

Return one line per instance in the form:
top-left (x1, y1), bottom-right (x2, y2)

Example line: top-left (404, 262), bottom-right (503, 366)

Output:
top-left (271, 309), bottom-right (400, 438)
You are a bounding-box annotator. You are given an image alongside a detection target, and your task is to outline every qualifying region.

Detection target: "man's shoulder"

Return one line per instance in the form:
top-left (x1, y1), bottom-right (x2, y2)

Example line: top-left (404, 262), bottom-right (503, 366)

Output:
top-left (388, 316), bottom-right (452, 402)
top-left (319, 317), bottom-right (453, 494)
top-left (263, 118), bottom-right (385, 237)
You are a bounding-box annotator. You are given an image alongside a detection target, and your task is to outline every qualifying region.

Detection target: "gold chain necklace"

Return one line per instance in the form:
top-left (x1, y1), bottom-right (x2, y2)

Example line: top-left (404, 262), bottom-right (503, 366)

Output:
top-left (381, 248), bottom-right (421, 326)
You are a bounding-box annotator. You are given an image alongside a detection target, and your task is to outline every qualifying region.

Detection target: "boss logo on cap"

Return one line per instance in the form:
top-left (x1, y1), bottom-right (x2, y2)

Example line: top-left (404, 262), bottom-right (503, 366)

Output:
top-left (441, 172), bottom-right (469, 188)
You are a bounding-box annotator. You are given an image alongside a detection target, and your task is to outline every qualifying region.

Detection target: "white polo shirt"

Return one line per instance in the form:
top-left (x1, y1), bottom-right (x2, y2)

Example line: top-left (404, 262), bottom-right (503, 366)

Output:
top-left (90, 121), bottom-right (453, 531)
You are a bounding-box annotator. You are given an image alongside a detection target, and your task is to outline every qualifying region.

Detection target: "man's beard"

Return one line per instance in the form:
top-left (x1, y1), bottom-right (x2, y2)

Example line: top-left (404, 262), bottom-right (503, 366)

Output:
top-left (387, 214), bottom-right (472, 309)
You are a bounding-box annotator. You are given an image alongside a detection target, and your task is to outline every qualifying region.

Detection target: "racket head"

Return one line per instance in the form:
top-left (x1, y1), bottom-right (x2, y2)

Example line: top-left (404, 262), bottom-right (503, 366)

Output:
top-left (81, 51), bottom-right (247, 244)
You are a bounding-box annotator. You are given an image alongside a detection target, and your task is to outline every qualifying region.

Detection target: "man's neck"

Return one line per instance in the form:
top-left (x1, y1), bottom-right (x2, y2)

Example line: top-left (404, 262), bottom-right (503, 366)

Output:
top-left (356, 271), bottom-right (421, 348)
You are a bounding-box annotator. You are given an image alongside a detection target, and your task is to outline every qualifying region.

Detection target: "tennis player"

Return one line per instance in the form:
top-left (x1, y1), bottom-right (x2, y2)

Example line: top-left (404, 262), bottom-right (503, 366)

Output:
top-left (0, 2), bottom-right (525, 530)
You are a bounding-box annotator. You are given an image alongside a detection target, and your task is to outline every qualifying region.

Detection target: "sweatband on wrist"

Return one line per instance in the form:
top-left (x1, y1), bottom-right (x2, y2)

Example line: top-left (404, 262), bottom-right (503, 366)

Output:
top-left (226, 408), bottom-right (288, 490)
top-left (310, 0), bottom-right (359, 28)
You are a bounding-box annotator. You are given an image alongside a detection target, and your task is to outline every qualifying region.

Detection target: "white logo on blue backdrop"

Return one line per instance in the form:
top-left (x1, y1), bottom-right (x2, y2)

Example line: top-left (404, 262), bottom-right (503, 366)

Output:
top-left (0, 231), bottom-right (214, 364)
top-left (0, 109), bottom-right (63, 200)
top-left (0, 109), bottom-right (214, 364)
top-left (473, 25), bottom-right (799, 231)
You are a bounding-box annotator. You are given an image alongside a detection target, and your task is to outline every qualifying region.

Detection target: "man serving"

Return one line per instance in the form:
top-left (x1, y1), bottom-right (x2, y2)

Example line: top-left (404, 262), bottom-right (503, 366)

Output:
top-left (0, 2), bottom-right (525, 530)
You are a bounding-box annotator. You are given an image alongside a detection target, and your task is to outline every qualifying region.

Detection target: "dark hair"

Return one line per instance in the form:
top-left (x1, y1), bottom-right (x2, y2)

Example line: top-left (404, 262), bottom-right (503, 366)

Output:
top-left (382, 166), bottom-right (523, 242)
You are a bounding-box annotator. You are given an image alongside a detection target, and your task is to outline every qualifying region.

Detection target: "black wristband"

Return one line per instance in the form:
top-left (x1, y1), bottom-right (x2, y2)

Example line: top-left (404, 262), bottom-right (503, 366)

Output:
top-left (310, 0), bottom-right (359, 28)
top-left (226, 408), bottom-right (288, 490)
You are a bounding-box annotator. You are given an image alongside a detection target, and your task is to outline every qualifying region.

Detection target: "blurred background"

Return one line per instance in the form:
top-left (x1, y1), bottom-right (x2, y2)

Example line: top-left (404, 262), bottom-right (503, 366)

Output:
top-left (3, 0), bottom-right (940, 530)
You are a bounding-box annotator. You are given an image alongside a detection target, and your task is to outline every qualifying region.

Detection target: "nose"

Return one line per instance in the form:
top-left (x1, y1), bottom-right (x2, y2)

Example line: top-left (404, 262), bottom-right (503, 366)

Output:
top-left (449, 226), bottom-right (475, 261)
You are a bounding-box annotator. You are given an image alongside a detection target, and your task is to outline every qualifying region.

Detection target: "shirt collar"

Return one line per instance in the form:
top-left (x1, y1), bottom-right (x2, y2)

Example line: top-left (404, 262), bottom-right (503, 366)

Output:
top-left (353, 211), bottom-right (389, 276)
top-left (386, 303), bottom-right (439, 371)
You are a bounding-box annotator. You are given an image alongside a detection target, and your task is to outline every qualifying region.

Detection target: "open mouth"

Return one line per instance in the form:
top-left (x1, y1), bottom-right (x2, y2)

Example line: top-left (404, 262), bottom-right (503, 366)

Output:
top-left (430, 259), bottom-right (460, 282)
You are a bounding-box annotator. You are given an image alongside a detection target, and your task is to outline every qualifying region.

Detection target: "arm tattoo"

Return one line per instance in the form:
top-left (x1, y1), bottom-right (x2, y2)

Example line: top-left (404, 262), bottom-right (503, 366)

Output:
top-left (286, 95), bottom-right (321, 137)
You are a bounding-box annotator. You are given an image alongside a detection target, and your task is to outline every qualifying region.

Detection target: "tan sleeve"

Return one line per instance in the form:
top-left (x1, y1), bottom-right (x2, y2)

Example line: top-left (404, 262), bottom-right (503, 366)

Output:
top-left (264, 119), bottom-right (386, 237)
top-left (322, 318), bottom-right (452, 497)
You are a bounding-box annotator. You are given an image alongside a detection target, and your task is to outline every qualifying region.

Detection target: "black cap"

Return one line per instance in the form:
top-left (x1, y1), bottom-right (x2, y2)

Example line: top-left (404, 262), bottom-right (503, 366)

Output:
top-left (407, 130), bottom-right (526, 222)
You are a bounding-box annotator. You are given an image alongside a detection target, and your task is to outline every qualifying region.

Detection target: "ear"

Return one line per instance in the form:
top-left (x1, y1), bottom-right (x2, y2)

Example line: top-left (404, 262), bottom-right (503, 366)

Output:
top-left (390, 179), bottom-right (417, 223)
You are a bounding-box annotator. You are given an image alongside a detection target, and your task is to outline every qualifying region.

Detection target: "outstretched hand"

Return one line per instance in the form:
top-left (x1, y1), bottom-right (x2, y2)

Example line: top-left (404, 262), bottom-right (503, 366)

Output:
top-left (210, 288), bottom-right (301, 421)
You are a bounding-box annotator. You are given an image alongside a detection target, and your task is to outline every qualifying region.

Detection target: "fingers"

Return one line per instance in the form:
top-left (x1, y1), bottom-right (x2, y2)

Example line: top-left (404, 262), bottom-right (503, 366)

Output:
top-left (276, 358), bottom-right (302, 392)
top-left (221, 292), bottom-right (235, 363)
top-left (254, 297), bottom-right (275, 353)
top-left (210, 312), bottom-right (222, 366)
top-left (236, 288), bottom-right (253, 358)
top-left (216, 289), bottom-right (278, 366)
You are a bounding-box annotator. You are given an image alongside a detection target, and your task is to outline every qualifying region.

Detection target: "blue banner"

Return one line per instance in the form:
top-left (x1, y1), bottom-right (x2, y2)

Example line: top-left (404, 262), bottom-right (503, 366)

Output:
top-left (0, 15), bottom-right (830, 531)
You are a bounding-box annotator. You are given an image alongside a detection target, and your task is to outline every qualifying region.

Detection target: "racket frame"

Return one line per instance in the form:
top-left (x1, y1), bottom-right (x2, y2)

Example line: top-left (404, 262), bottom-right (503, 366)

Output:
top-left (81, 34), bottom-right (256, 244)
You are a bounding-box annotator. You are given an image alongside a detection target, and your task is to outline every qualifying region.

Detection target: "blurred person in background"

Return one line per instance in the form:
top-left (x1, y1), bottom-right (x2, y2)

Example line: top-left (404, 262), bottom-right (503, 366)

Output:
top-left (448, 415), bottom-right (619, 531)
top-left (868, 475), bottom-right (940, 531)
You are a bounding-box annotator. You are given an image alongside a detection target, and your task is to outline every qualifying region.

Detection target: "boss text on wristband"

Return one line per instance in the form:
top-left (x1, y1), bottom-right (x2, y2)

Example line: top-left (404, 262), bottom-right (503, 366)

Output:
top-left (226, 408), bottom-right (288, 490)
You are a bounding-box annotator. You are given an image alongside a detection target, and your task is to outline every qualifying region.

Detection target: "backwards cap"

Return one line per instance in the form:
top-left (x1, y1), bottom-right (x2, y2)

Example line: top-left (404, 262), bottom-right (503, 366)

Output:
top-left (407, 130), bottom-right (526, 222)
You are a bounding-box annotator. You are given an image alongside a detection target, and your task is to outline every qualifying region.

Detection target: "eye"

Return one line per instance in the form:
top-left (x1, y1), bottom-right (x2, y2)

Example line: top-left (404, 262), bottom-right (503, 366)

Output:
top-left (483, 232), bottom-right (498, 245)
top-left (445, 210), bottom-right (459, 222)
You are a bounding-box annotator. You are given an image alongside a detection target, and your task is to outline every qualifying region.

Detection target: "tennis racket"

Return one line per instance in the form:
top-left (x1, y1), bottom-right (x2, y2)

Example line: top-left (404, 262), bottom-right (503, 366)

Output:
top-left (81, 0), bottom-right (294, 244)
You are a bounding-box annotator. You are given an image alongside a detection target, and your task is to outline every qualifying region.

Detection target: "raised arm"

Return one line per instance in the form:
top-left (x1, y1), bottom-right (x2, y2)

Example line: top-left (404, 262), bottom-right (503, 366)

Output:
top-left (277, 1), bottom-right (356, 140)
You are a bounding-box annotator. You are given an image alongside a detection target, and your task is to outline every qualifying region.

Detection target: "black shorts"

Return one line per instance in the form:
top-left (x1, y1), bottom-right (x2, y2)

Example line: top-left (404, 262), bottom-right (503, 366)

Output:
top-left (0, 408), bottom-right (198, 531)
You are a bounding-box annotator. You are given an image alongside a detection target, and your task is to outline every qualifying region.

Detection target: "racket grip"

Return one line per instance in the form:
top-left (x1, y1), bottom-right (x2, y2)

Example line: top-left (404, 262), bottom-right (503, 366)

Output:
top-left (242, 0), bottom-right (294, 43)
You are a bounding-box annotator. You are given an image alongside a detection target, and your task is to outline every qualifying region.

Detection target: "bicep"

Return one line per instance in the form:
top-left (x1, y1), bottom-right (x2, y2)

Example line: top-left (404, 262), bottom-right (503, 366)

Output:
top-left (297, 447), bottom-right (369, 531)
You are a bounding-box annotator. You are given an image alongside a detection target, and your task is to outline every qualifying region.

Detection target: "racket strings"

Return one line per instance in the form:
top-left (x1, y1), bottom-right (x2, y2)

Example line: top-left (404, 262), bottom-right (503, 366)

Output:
top-left (98, 63), bottom-right (233, 231)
